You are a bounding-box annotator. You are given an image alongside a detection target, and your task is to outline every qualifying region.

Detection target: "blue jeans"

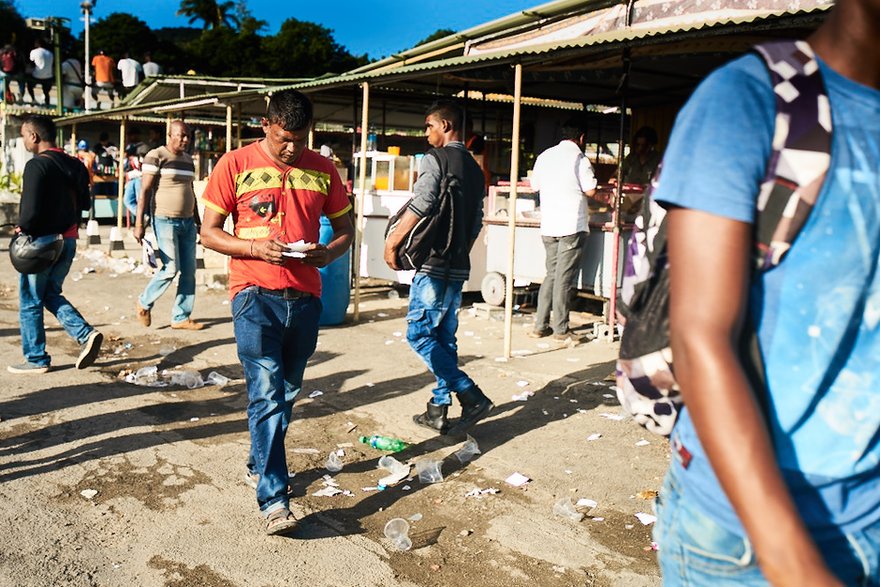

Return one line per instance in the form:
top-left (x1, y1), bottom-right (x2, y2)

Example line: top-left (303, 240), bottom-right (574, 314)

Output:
top-left (19, 238), bottom-right (94, 366)
top-left (138, 216), bottom-right (197, 323)
top-left (406, 273), bottom-right (474, 406)
top-left (232, 287), bottom-right (322, 515)
top-left (123, 176), bottom-right (141, 218)
top-left (655, 463), bottom-right (880, 586)
top-left (534, 232), bottom-right (585, 335)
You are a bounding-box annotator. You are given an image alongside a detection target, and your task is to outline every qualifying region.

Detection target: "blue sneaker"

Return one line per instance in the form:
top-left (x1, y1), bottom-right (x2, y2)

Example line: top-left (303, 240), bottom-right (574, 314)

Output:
top-left (7, 362), bottom-right (50, 374)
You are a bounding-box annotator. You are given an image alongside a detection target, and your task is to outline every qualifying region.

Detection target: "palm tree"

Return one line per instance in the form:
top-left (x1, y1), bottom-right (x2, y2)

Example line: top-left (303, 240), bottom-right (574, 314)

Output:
top-left (177, 0), bottom-right (239, 30)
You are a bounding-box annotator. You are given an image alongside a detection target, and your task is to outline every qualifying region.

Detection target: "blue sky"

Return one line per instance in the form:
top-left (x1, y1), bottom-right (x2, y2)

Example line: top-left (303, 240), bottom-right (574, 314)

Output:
top-left (21, 0), bottom-right (541, 59)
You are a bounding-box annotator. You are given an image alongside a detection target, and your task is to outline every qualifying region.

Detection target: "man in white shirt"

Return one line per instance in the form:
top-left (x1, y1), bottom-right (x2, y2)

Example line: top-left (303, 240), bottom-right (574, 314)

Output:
top-left (142, 53), bottom-right (161, 78)
top-left (27, 39), bottom-right (53, 107)
top-left (528, 123), bottom-right (597, 341)
top-left (60, 57), bottom-right (84, 111)
top-left (116, 53), bottom-right (142, 99)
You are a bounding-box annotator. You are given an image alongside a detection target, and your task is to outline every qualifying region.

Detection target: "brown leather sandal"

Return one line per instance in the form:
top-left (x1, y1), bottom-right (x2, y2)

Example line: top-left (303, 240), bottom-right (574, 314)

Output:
top-left (265, 507), bottom-right (298, 536)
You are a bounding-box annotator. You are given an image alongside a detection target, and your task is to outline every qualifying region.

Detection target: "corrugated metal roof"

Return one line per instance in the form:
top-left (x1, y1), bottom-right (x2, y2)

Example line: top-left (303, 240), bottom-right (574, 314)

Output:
top-left (271, 4), bottom-right (829, 93)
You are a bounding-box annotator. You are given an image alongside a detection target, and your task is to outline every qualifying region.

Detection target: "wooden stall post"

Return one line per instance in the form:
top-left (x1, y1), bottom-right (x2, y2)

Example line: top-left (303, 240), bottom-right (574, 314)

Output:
top-left (503, 63), bottom-right (523, 360)
top-left (353, 82), bottom-right (370, 321)
top-left (109, 116), bottom-right (127, 253)
top-left (225, 104), bottom-right (233, 153)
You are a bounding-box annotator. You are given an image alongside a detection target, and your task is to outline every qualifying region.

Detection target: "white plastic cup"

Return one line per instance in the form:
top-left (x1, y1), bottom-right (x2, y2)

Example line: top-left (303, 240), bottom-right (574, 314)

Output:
top-left (325, 452), bottom-right (343, 473)
top-left (553, 497), bottom-right (585, 522)
top-left (454, 435), bottom-right (481, 464)
top-left (383, 518), bottom-right (412, 551)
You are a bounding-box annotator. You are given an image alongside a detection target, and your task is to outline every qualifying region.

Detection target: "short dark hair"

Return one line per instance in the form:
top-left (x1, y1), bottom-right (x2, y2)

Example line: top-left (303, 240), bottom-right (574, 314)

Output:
top-left (633, 126), bottom-right (658, 145)
top-left (426, 100), bottom-right (464, 132)
top-left (21, 115), bottom-right (55, 142)
top-left (560, 119), bottom-right (586, 142)
top-left (266, 89), bottom-right (313, 132)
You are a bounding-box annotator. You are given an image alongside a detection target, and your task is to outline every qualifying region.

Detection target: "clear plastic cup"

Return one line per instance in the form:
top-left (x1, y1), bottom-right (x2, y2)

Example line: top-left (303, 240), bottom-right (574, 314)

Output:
top-left (383, 518), bottom-right (412, 551)
top-left (454, 435), bottom-right (481, 464)
top-left (205, 371), bottom-right (229, 386)
top-left (415, 459), bottom-right (443, 484)
top-left (553, 497), bottom-right (585, 522)
top-left (325, 452), bottom-right (343, 473)
top-left (377, 455), bottom-right (409, 487)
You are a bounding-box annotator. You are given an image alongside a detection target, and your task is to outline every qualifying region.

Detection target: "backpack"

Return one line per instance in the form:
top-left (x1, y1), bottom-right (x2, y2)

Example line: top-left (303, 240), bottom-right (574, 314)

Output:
top-left (615, 40), bottom-right (833, 436)
top-left (1, 48), bottom-right (16, 74)
top-left (385, 148), bottom-right (464, 272)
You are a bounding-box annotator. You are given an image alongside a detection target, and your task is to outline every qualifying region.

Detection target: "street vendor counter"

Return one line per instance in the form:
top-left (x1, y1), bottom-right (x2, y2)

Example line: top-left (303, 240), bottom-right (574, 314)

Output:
top-left (478, 182), bottom-right (643, 306)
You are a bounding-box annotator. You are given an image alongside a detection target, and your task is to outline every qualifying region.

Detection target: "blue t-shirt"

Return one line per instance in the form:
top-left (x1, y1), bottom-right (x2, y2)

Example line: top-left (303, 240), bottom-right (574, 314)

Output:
top-left (654, 52), bottom-right (880, 537)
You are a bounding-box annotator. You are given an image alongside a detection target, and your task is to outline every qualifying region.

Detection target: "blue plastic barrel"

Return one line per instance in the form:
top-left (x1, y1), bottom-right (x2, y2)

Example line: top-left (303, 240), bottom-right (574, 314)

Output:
top-left (318, 215), bottom-right (351, 326)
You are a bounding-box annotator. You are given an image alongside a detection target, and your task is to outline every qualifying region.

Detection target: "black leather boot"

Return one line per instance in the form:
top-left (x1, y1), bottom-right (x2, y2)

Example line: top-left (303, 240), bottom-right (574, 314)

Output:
top-left (447, 385), bottom-right (494, 436)
top-left (413, 401), bottom-right (450, 434)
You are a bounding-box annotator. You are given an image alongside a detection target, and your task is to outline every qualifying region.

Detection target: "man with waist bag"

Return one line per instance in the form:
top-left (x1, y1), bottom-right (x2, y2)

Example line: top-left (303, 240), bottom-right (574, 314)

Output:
top-left (200, 89), bottom-right (353, 536)
top-left (10, 115), bottom-right (103, 374)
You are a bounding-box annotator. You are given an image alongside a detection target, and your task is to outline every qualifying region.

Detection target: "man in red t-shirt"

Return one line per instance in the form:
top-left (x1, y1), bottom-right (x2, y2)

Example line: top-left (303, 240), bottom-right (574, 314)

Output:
top-left (201, 89), bottom-right (353, 536)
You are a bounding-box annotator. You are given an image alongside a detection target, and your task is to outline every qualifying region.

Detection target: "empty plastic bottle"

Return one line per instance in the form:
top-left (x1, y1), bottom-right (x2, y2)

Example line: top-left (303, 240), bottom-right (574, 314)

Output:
top-left (359, 435), bottom-right (407, 452)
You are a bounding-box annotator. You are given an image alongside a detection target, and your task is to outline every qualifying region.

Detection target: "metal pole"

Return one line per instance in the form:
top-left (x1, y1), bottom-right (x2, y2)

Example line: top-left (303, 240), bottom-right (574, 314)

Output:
top-left (225, 104), bottom-right (233, 153)
top-left (52, 22), bottom-right (63, 116)
top-left (353, 82), bottom-right (370, 321)
top-left (82, 2), bottom-right (92, 112)
top-left (503, 63), bottom-right (523, 360)
top-left (236, 103), bottom-right (242, 148)
top-left (607, 49), bottom-right (631, 340)
top-left (117, 117), bottom-right (127, 231)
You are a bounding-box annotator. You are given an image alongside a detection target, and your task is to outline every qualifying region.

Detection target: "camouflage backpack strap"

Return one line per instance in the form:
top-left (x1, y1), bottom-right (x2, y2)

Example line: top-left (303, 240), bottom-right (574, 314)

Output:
top-left (753, 40), bottom-right (832, 270)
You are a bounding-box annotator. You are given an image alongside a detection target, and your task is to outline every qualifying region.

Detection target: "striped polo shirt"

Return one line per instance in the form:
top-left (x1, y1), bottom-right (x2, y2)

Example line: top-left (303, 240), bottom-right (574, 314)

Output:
top-left (142, 146), bottom-right (196, 218)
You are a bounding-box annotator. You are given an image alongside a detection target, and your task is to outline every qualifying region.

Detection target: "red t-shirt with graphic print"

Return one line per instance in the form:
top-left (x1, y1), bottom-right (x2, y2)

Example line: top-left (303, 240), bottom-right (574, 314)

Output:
top-left (201, 141), bottom-right (351, 299)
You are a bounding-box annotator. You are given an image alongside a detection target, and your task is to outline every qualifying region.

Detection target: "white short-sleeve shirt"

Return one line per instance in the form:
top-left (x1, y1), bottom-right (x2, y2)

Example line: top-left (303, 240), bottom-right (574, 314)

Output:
top-left (529, 140), bottom-right (597, 236)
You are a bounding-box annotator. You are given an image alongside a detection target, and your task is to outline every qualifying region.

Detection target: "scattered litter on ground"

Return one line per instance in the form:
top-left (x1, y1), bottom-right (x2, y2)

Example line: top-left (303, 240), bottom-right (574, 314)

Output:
top-left (308, 390), bottom-right (324, 398)
top-left (205, 371), bottom-right (229, 386)
top-left (460, 529), bottom-right (473, 537)
top-left (599, 412), bottom-right (626, 421)
top-left (345, 422), bottom-right (358, 433)
top-left (80, 489), bottom-right (98, 499)
top-left (365, 382), bottom-right (375, 387)
top-left (603, 393), bottom-right (615, 399)
top-left (465, 487), bottom-right (500, 498)
top-left (635, 512), bottom-right (657, 526)
top-left (512, 390), bottom-right (534, 402)
top-left (313, 486), bottom-right (343, 497)
top-left (189, 417), bottom-right (199, 422)
top-left (325, 452), bottom-right (343, 473)
top-left (505, 472), bottom-right (530, 487)
top-left (516, 380), bottom-right (529, 387)
top-left (587, 433), bottom-right (602, 441)
top-left (635, 439), bottom-right (651, 447)
top-left (376, 312), bottom-right (388, 317)
top-left (392, 331), bottom-right (402, 337)
top-left (292, 448), bottom-right (320, 454)
top-left (408, 513), bottom-right (423, 522)
top-left (576, 498), bottom-right (598, 509)
top-left (592, 517), bottom-right (605, 522)
top-left (402, 485), bottom-right (411, 491)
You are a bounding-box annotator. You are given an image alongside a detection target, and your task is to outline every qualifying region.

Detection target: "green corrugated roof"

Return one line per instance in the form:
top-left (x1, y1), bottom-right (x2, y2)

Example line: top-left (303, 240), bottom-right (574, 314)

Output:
top-left (268, 4), bottom-right (830, 93)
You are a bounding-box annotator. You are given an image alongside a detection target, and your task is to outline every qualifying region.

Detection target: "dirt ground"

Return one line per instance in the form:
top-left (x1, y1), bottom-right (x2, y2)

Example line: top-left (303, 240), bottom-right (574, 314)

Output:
top-left (0, 229), bottom-right (667, 587)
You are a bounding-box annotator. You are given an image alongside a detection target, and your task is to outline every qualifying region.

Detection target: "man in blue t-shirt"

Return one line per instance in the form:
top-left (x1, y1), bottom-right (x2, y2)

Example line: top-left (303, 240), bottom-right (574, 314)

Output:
top-left (654, 0), bottom-right (880, 584)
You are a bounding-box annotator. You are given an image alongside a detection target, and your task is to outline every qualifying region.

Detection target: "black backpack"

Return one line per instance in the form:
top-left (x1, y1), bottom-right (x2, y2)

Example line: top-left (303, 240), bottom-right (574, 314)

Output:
top-left (385, 148), bottom-right (463, 272)
top-left (615, 40), bottom-right (833, 436)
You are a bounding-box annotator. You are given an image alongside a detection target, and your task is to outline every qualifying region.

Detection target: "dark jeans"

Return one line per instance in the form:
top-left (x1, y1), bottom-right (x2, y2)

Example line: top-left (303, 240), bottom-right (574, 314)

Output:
top-left (406, 273), bottom-right (474, 405)
top-left (534, 232), bottom-right (586, 335)
top-left (233, 287), bottom-right (321, 516)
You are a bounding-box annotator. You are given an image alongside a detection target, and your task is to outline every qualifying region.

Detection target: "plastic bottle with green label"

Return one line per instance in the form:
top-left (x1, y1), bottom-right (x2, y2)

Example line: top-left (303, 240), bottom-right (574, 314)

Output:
top-left (359, 435), bottom-right (407, 452)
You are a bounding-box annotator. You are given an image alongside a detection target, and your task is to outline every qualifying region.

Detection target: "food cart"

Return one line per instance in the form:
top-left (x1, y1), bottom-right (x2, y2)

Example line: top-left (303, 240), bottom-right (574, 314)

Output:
top-left (478, 180), bottom-right (644, 308)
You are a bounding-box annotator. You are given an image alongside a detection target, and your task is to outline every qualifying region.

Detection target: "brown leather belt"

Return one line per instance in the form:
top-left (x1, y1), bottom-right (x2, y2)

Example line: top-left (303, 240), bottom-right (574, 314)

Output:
top-left (256, 286), bottom-right (311, 300)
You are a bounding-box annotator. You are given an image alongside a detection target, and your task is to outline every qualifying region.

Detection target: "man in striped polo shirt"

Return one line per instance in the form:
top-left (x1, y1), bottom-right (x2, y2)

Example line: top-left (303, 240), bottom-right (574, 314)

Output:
top-left (132, 120), bottom-right (203, 330)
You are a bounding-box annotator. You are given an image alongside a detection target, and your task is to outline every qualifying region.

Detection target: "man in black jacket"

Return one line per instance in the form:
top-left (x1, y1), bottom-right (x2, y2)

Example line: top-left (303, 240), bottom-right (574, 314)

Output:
top-left (10, 115), bottom-right (103, 373)
top-left (384, 100), bottom-right (493, 436)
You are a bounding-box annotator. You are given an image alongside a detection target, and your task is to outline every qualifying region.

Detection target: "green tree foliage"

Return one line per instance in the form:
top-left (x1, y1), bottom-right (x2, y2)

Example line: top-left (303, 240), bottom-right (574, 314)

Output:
top-left (89, 13), bottom-right (159, 59)
top-left (261, 18), bottom-right (368, 78)
top-left (177, 0), bottom-right (239, 30)
top-left (184, 16), bottom-right (265, 76)
top-left (0, 0), bottom-right (31, 48)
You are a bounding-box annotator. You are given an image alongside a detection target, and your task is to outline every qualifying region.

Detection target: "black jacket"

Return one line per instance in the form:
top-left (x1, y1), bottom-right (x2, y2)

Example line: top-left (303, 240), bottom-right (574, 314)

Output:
top-left (19, 150), bottom-right (90, 237)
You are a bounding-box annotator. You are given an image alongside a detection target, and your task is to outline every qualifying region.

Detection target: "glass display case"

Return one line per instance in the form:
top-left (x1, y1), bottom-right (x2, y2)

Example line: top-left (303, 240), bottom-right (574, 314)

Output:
top-left (352, 151), bottom-right (417, 194)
